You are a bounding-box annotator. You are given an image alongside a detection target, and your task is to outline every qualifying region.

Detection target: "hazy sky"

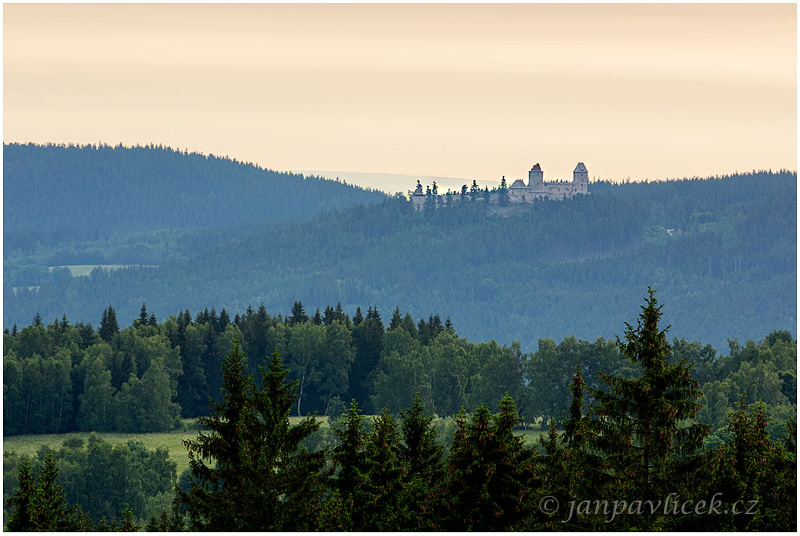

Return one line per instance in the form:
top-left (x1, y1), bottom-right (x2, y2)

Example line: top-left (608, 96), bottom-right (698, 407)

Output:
top-left (4, 3), bottom-right (797, 190)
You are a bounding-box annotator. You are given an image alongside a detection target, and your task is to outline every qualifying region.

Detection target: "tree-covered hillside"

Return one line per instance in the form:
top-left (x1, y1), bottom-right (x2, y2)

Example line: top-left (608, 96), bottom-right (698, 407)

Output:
top-left (4, 293), bottom-right (796, 531)
top-left (3, 142), bottom-right (386, 254)
top-left (5, 167), bottom-right (795, 351)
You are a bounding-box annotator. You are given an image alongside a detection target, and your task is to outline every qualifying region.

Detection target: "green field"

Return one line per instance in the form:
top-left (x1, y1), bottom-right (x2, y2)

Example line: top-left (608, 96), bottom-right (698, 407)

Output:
top-left (3, 416), bottom-right (544, 477)
top-left (2, 417), bottom-right (334, 476)
top-left (4, 429), bottom-right (198, 475)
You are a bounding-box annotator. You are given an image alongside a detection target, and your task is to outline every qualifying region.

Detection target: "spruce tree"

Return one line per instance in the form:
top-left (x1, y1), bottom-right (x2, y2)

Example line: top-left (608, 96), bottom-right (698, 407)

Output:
top-left (290, 301), bottom-right (309, 325)
top-left (441, 396), bottom-right (535, 530)
top-left (180, 342), bottom-right (327, 530)
top-left (360, 408), bottom-right (405, 530)
top-left (6, 453), bottom-right (84, 531)
top-left (328, 400), bottom-right (368, 530)
top-left (398, 393), bottom-right (443, 529)
top-left (585, 288), bottom-right (711, 528)
top-left (98, 305), bottom-right (119, 342)
top-left (7, 459), bottom-right (36, 531)
top-left (389, 306), bottom-right (403, 331)
top-left (697, 403), bottom-right (797, 531)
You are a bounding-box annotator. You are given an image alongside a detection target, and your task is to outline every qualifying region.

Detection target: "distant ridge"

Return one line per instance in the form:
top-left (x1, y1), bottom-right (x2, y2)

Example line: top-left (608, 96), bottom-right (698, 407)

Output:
top-left (4, 143), bottom-right (387, 252)
top-left (5, 168), bottom-right (795, 352)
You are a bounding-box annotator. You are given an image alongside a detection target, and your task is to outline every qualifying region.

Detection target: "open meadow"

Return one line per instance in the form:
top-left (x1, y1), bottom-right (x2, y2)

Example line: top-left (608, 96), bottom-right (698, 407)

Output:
top-left (4, 417), bottom-right (545, 477)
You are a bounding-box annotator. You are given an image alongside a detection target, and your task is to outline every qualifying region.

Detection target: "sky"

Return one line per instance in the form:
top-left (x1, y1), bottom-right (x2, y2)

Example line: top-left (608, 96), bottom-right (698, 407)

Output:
top-left (3, 3), bottom-right (797, 192)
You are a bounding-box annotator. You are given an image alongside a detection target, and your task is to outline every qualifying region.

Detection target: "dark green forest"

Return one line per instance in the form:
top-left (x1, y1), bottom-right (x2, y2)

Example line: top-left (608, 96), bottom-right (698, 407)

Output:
top-left (4, 300), bottom-right (795, 439)
top-left (3, 143), bottom-right (796, 530)
top-left (4, 143), bottom-right (795, 351)
top-left (4, 292), bottom-right (796, 530)
top-left (3, 142), bottom-right (385, 255)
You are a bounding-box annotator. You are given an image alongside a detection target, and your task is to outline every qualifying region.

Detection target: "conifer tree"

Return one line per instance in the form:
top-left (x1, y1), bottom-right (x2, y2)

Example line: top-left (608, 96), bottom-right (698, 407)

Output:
top-left (6, 453), bottom-right (84, 531)
top-left (499, 177), bottom-right (509, 206)
top-left (698, 403), bottom-right (797, 531)
top-left (180, 342), bottom-right (327, 531)
top-left (348, 307), bottom-right (384, 410)
top-left (360, 408), bottom-right (405, 530)
top-left (585, 288), bottom-right (711, 527)
top-left (98, 306), bottom-right (119, 342)
top-left (440, 395), bottom-right (535, 530)
top-left (389, 306), bottom-right (403, 331)
top-left (323, 305), bottom-right (336, 325)
top-left (218, 307), bottom-right (230, 329)
top-left (399, 394), bottom-right (443, 479)
top-left (398, 393), bottom-right (443, 529)
top-left (290, 300), bottom-right (309, 325)
top-left (7, 459), bottom-right (36, 531)
top-left (328, 400), bottom-right (368, 530)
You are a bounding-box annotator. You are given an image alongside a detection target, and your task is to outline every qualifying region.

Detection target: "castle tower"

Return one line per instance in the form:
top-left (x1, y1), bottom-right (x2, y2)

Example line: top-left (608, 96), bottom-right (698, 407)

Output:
top-left (528, 163), bottom-right (544, 191)
top-left (573, 162), bottom-right (588, 193)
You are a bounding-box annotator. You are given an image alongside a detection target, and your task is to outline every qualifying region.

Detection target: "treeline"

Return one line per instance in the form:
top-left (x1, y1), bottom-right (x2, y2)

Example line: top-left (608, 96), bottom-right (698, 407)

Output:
top-left (5, 292), bottom-right (796, 530)
top-left (3, 435), bottom-right (176, 527)
top-left (3, 142), bottom-right (386, 254)
top-left (4, 300), bottom-right (795, 442)
top-left (6, 170), bottom-right (795, 351)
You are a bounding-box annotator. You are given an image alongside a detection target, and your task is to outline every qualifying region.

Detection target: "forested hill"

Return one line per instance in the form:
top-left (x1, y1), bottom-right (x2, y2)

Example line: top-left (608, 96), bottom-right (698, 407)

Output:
top-left (3, 143), bottom-right (387, 252)
top-left (5, 167), bottom-right (795, 352)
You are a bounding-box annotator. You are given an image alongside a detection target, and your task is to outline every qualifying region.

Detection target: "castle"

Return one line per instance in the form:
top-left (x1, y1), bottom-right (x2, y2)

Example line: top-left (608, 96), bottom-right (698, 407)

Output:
top-left (411, 162), bottom-right (589, 210)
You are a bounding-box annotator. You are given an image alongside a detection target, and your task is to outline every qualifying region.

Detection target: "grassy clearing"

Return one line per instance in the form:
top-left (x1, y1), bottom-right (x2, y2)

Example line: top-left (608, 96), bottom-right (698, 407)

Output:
top-left (4, 429), bottom-right (197, 476)
top-left (4, 416), bottom-right (547, 477)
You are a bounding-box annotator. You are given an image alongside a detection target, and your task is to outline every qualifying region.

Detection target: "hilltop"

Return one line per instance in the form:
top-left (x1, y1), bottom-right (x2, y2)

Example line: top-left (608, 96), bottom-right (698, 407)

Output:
top-left (3, 142), bottom-right (387, 254)
top-left (4, 157), bottom-right (795, 351)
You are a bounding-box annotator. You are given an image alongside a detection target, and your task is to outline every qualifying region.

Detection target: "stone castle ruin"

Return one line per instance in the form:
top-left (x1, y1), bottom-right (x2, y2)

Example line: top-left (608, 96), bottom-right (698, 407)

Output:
top-left (411, 162), bottom-right (589, 210)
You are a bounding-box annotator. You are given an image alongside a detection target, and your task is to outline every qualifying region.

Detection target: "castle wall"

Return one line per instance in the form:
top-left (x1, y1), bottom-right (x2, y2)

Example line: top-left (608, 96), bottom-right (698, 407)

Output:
top-left (411, 161), bottom-right (588, 209)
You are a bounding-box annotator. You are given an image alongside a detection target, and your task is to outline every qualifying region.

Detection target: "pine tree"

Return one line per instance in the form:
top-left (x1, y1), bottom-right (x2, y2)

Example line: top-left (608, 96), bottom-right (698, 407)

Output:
top-left (120, 504), bottom-right (139, 532)
top-left (179, 342), bottom-right (327, 530)
top-left (7, 459), bottom-right (37, 531)
top-left (499, 176), bottom-right (509, 206)
top-left (585, 288), bottom-right (711, 528)
top-left (399, 393), bottom-right (443, 480)
top-left (6, 453), bottom-right (83, 531)
top-left (139, 303), bottom-right (148, 325)
top-left (398, 393), bottom-right (444, 529)
top-left (348, 307), bottom-right (384, 410)
top-left (359, 408), bottom-right (405, 530)
top-left (441, 396), bottom-right (535, 530)
top-left (323, 305), bottom-right (336, 325)
top-left (98, 305), bottom-right (119, 342)
top-left (328, 400), bottom-right (368, 530)
top-left (698, 403), bottom-right (797, 531)
top-left (290, 301), bottom-right (309, 325)
top-left (389, 306), bottom-right (403, 331)
top-left (218, 307), bottom-right (230, 329)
